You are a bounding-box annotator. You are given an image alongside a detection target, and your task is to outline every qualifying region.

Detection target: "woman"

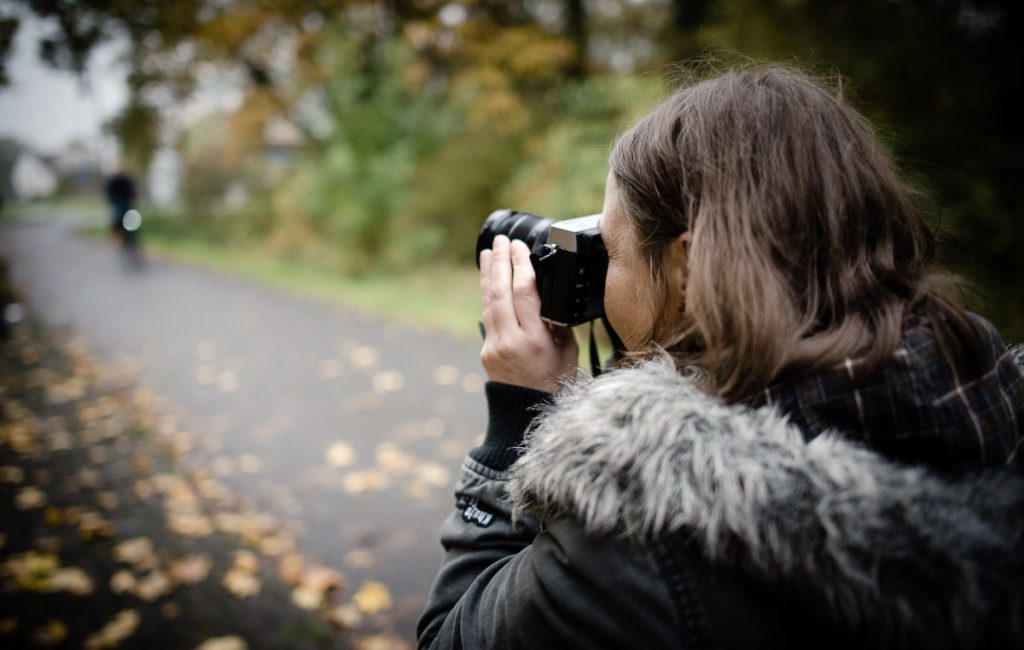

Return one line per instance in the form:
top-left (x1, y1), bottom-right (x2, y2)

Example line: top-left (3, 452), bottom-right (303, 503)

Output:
top-left (418, 66), bottom-right (1024, 649)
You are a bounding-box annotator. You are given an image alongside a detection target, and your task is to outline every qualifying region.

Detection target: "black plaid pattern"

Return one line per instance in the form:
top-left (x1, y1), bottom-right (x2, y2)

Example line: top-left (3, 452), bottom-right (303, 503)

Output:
top-left (747, 315), bottom-right (1024, 474)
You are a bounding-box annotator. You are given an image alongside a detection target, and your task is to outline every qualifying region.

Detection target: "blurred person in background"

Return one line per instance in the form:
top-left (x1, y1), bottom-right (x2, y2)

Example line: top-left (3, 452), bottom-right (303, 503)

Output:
top-left (419, 66), bottom-right (1023, 649)
top-left (104, 164), bottom-right (136, 239)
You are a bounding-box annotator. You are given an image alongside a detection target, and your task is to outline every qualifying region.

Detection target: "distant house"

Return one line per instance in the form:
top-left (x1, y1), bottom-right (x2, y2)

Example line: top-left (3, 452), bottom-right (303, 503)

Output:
top-left (11, 151), bottom-right (58, 199)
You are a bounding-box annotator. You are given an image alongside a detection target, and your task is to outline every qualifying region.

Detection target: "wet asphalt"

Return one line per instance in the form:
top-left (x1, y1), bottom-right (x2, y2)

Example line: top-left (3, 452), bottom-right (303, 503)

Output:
top-left (0, 209), bottom-right (489, 639)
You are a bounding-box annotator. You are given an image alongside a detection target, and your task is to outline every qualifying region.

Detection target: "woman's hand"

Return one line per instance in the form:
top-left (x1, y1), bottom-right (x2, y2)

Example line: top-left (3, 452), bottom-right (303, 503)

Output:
top-left (479, 236), bottom-right (578, 393)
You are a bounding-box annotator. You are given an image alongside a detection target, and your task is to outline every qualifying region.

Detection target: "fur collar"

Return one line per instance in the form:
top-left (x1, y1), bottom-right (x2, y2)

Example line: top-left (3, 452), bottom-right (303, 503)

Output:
top-left (508, 357), bottom-right (1023, 646)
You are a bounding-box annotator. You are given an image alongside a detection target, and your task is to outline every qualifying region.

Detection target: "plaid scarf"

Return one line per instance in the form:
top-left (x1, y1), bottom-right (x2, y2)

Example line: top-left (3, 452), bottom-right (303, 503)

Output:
top-left (748, 314), bottom-right (1023, 474)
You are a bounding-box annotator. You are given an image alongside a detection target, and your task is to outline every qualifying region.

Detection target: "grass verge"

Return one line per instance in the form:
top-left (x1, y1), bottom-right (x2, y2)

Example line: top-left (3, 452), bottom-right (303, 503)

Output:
top-left (115, 230), bottom-right (484, 342)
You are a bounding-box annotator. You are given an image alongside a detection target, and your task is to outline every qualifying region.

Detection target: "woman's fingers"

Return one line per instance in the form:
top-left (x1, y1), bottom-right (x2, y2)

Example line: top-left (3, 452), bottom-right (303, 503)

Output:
top-left (486, 236), bottom-right (518, 332)
top-left (479, 248), bottom-right (493, 335)
top-left (510, 240), bottom-right (542, 332)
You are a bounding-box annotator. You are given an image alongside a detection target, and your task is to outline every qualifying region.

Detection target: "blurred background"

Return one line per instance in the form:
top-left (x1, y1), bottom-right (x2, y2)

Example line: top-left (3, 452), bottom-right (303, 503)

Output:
top-left (0, 0), bottom-right (1020, 337)
top-left (0, 1), bottom-right (1020, 649)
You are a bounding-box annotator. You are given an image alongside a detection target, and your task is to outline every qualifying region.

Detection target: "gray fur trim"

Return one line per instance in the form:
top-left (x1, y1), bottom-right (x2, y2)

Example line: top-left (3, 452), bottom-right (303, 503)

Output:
top-left (508, 356), bottom-right (1023, 645)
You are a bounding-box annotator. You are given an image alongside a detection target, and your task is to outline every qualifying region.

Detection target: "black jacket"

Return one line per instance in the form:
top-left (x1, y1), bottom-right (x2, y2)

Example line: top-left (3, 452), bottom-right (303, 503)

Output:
top-left (419, 323), bottom-right (1024, 649)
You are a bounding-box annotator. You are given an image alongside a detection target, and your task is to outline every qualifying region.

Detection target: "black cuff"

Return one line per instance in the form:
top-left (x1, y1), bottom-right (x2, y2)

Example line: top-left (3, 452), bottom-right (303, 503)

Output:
top-left (469, 382), bottom-right (552, 472)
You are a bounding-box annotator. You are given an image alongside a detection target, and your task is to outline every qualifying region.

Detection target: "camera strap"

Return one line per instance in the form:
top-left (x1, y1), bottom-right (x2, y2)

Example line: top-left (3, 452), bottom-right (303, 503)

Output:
top-left (590, 317), bottom-right (626, 377)
top-left (589, 320), bottom-right (601, 378)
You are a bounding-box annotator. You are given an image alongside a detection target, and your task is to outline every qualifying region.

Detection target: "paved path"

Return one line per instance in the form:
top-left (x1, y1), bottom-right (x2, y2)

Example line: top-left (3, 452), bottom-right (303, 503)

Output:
top-left (1, 209), bottom-right (488, 639)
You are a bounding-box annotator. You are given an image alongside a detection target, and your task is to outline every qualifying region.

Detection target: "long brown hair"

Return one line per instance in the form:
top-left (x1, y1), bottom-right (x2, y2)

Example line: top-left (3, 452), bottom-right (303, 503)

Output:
top-left (609, 65), bottom-right (983, 400)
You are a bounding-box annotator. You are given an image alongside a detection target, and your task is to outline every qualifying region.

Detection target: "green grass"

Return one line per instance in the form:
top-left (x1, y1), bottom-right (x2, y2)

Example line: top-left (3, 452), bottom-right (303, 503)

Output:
top-left (141, 232), bottom-right (484, 341)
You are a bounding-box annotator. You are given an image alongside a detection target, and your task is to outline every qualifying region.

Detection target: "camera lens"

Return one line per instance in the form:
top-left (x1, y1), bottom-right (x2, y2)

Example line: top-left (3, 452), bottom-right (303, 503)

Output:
top-left (476, 210), bottom-right (554, 268)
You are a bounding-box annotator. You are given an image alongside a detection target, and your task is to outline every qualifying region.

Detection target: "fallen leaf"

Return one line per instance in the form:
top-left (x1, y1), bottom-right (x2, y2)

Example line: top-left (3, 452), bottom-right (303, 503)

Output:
top-left (325, 442), bottom-right (356, 468)
top-left (44, 506), bottom-right (62, 526)
top-left (167, 512), bottom-right (213, 538)
top-left (301, 565), bottom-right (345, 594)
top-left (3, 551), bottom-right (58, 591)
top-left (415, 462), bottom-right (451, 487)
top-left (32, 619), bottom-right (67, 647)
top-left (341, 470), bottom-right (390, 494)
top-left (135, 570), bottom-right (173, 601)
top-left (217, 371), bottom-right (237, 393)
top-left (353, 633), bottom-right (412, 650)
top-left (348, 346), bottom-right (378, 369)
top-left (372, 371), bottom-right (404, 394)
top-left (110, 571), bottom-right (136, 594)
top-left (79, 511), bottom-right (114, 539)
top-left (222, 568), bottom-right (261, 598)
top-left (195, 636), bottom-right (247, 650)
top-left (0, 465), bottom-right (24, 484)
top-left (375, 443), bottom-right (415, 473)
top-left (97, 491), bottom-right (120, 510)
top-left (344, 549), bottom-right (375, 569)
top-left (49, 567), bottom-right (94, 595)
top-left (133, 479), bottom-right (154, 500)
top-left (324, 604), bottom-right (363, 630)
top-left (291, 585), bottom-right (323, 610)
top-left (15, 486), bottom-right (46, 510)
top-left (232, 550), bottom-right (260, 573)
top-left (352, 580), bottom-right (393, 615)
top-left (278, 553), bottom-right (305, 585)
top-left (170, 555), bottom-right (213, 585)
top-left (461, 373), bottom-right (485, 394)
top-left (113, 537), bottom-right (155, 566)
top-left (431, 365), bottom-right (461, 386)
top-left (84, 610), bottom-right (140, 650)
top-left (47, 430), bottom-right (72, 451)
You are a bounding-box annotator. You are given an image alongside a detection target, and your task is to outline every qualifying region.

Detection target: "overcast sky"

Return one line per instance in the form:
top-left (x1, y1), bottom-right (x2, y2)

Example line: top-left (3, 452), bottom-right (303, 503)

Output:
top-left (0, 14), bottom-right (127, 155)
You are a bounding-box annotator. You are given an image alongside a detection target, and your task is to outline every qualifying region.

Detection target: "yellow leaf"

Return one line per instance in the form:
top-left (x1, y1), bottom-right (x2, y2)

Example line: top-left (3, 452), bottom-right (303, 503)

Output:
top-left (222, 568), bottom-right (261, 598)
top-left (32, 619), bottom-right (67, 646)
top-left (324, 604), bottom-right (362, 630)
top-left (291, 585), bottom-right (322, 610)
top-left (371, 371), bottom-right (404, 394)
top-left (0, 465), bottom-right (24, 484)
top-left (277, 553), bottom-right (305, 585)
top-left (113, 537), bottom-right (154, 566)
top-left (340, 470), bottom-right (390, 495)
top-left (348, 346), bottom-right (378, 369)
top-left (353, 633), bottom-right (412, 650)
top-left (15, 486), bottom-right (46, 510)
top-left (195, 636), bottom-right (248, 650)
top-left (84, 610), bottom-right (140, 650)
top-left (49, 567), bottom-right (94, 595)
top-left (344, 548), bottom-right (374, 569)
top-left (110, 570), bottom-right (136, 594)
top-left (134, 570), bottom-right (173, 602)
top-left (325, 442), bottom-right (356, 468)
top-left (352, 580), bottom-right (393, 615)
top-left (232, 550), bottom-right (260, 573)
top-left (170, 554), bottom-right (213, 585)
top-left (430, 365), bottom-right (461, 386)
top-left (44, 506), bottom-right (62, 526)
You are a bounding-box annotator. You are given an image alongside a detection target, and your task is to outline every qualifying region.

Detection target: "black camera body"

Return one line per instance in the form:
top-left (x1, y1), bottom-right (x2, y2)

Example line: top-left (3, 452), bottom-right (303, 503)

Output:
top-left (476, 209), bottom-right (607, 327)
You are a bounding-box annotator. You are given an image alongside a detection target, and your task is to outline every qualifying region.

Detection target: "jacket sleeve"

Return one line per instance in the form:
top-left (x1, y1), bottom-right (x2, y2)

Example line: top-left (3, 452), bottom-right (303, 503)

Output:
top-left (416, 384), bottom-right (681, 649)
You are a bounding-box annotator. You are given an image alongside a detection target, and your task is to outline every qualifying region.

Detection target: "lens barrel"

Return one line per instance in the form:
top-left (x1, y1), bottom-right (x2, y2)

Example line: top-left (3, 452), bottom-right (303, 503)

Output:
top-left (475, 210), bottom-right (554, 267)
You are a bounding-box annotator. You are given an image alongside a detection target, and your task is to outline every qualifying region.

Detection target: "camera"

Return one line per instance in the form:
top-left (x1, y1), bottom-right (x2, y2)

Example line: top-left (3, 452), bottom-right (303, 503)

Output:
top-left (476, 209), bottom-right (607, 327)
